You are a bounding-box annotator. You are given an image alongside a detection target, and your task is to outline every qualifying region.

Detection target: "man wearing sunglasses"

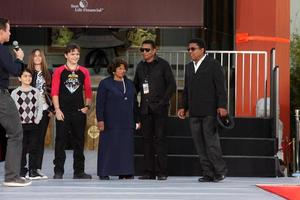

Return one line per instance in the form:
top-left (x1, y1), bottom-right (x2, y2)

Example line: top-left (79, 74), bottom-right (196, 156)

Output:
top-left (177, 38), bottom-right (228, 182)
top-left (134, 40), bottom-right (176, 181)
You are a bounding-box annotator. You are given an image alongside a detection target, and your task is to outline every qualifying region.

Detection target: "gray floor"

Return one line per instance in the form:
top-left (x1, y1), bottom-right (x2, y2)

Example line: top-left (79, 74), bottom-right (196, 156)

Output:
top-left (0, 150), bottom-right (299, 200)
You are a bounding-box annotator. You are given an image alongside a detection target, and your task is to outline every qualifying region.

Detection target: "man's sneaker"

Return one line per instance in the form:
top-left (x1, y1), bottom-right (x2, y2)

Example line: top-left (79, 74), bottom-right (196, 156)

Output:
top-left (37, 169), bottom-right (48, 179)
top-left (29, 169), bottom-right (43, 180)
top-left (20, 172), bottom-right (27, 179)
top-left (3, 177), bottom-right (32, 187)
top-left (73, 172), bottom-right (92, 179)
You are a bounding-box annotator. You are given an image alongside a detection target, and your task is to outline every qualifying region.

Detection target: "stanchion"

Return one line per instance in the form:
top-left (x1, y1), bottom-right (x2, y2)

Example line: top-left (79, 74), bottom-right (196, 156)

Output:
top-left (292, 109), bottom-right (300, 177)
top-left (292, 138), bottom-right (296, 173)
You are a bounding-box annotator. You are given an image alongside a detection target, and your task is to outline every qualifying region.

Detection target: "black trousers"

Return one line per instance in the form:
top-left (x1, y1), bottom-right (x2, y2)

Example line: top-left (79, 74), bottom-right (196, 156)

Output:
top-left (20, 127), bottom-right (39, 175)
top-left (36, 110), bottom-right (50, 169)
top-left (189, 116), bottom-right (227, 178)
top-left (141, 113), bottom-right (167, 176)
top-left (53, 111), bottom-right (86, 175)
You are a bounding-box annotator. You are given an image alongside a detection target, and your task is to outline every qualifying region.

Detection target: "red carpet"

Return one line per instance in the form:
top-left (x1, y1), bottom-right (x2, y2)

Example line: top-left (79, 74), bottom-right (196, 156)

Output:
top-left (257, 184), bottom-right (300, 200)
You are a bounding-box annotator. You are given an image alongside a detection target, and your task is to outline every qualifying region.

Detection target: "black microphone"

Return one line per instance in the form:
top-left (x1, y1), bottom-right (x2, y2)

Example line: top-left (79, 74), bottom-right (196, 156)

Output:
top-left (12, 40), bottom-right (19, 51)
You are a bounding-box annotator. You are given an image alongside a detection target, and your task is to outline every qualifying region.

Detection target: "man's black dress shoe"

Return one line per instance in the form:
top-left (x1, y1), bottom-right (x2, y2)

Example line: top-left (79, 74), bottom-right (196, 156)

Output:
top-left (73, 172), bottom-right (92, 179)
top-left (198, 176), bottom-right (214, 182)
top-left (53, 173), bottom-right (63, 179)
top-left (157, 175), bottom-right (168, 181)
top-left (99, 176), bottom-right (110, 180)
top-left (138, 175), bottom-right (156, 180)
top-left (213, 174), bottom-right (226, 182)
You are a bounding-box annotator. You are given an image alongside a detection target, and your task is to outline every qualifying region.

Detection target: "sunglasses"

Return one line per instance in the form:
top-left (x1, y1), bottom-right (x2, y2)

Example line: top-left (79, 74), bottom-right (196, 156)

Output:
top-left (187, 47), bottom-right (199, 52)
top-left (140, 48), bottom-right (151, 52)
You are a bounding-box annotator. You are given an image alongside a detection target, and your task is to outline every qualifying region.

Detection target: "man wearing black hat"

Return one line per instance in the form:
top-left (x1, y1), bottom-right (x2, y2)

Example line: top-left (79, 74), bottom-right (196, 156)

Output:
top-left (177, 38), bottom-right (227, 182)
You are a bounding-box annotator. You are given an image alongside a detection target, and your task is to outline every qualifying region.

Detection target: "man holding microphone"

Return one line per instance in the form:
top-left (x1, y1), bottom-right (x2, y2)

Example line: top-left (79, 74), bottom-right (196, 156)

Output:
top-left (0, 17), bottom-right (31, 186)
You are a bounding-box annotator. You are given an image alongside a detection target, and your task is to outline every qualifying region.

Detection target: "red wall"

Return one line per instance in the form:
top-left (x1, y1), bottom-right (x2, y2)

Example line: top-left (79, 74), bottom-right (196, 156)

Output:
top-left (235, 0), bottom-right (290, 152)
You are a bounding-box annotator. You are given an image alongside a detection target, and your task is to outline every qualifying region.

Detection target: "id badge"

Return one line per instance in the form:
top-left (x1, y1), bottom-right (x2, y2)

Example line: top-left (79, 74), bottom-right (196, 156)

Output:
top-left (143, 83), bottom-right (149, 94)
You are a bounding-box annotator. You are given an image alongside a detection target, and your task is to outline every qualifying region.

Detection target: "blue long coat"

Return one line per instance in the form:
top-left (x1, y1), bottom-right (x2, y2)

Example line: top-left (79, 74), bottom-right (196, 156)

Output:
top-left (96, 76), bottom-right (136, 176)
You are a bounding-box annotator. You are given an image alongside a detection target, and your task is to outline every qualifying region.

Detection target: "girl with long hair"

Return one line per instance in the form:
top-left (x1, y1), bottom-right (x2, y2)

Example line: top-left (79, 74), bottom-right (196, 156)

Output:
top-left (27, 49), bottom-right (52, 179)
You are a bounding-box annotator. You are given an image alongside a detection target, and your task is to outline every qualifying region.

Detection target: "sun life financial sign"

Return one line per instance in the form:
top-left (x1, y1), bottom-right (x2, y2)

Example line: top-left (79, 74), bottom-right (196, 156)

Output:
top-left (0, 0), bottom-right (203, 27)
top-left (70, 0), bottom-right (104, 13)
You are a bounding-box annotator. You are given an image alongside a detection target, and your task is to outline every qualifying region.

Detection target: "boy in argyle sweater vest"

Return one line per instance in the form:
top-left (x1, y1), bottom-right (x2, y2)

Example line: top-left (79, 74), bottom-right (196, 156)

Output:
top-left (11, 68), bottom-right (43, 179)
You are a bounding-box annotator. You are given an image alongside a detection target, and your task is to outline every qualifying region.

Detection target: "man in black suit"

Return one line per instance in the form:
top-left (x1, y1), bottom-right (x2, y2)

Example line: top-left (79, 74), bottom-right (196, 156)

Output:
top-left (177, 38), bottom-right (227, 182)
top-left (134, 40), bottom-right (176, 180)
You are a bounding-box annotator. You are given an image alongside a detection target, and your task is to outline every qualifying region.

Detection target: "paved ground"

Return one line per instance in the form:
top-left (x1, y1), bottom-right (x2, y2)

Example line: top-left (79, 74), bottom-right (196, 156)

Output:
top-left (1, 150), bottom-right (299, 200)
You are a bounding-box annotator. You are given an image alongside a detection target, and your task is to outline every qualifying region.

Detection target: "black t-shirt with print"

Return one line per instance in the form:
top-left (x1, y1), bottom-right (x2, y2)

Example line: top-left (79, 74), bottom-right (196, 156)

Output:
top-left (59, 69), bottom-right (85, 113)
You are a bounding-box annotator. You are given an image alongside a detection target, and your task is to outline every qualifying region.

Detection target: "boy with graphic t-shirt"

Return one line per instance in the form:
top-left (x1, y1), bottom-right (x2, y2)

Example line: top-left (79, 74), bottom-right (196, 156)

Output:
top-left (51, 43), bottom-right (92, 179)
top-left (11, 68), bottom-right (43, 179)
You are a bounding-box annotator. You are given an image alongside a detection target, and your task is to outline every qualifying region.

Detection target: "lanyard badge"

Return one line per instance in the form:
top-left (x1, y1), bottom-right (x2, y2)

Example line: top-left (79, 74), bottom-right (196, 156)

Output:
top-left (142, 80), bottom-right (149, 94)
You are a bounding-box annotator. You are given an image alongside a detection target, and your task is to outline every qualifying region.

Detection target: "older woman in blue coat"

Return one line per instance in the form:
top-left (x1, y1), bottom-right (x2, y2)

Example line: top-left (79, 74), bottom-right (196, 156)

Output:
top-left (96, 58), bottom-right (139, 180)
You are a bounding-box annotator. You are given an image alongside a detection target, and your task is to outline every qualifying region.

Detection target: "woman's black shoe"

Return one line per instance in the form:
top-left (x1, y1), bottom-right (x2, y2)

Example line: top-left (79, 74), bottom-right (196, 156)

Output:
top-left (99, 176), bottom-right (109, 180)
top-left (119, 175), bottom-right (134, 179)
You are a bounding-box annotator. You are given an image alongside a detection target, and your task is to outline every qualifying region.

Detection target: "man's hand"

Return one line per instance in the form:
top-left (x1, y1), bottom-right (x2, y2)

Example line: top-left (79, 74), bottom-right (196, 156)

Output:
top-left (55, 108), bottom-right (64, 121)
top-left (98, 121), bottom-right (105, 132)
top-left (13, 48), bottom-right (24, 61)
top-left (177, 108), bottom-right (186, 119)
top-left (217, 108), bottom-right (228, 117)
top-left (79, 106), bottom-right (89, 114)
top-left (136, 122), bottom-right (141, 130)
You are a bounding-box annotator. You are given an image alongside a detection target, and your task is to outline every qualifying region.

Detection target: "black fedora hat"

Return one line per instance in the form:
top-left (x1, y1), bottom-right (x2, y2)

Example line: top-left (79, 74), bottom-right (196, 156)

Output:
top-left (217, 114), bottom-right (235, 130)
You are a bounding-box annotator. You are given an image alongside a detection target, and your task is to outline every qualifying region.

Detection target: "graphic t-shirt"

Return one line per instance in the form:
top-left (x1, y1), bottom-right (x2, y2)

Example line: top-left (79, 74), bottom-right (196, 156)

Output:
top-left (51, 65), bottom-right (92, 113)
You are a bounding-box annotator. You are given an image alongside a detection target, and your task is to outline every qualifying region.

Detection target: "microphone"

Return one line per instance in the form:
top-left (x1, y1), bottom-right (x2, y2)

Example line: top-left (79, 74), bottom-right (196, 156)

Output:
top-left (12, 40), bottom-right (19, 51)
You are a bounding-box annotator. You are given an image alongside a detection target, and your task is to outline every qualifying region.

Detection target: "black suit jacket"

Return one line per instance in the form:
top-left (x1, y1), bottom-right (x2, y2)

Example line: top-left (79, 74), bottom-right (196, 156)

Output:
top-left (181, 55), bottom-right (227, 117)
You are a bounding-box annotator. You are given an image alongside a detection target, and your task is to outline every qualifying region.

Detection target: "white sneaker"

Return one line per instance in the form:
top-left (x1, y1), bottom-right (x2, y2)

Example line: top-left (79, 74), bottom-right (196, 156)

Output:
top-left (3, 177), bottom-right (32, 187)
top-left (37, 169), bottom-right (48, 179)
top-left (29, 170), bottom-right (43, 180)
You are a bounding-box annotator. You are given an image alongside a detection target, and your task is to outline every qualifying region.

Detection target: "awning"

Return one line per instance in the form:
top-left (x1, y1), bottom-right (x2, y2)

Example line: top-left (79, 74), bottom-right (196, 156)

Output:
top-left (0, 0), bottom-right (204, 27)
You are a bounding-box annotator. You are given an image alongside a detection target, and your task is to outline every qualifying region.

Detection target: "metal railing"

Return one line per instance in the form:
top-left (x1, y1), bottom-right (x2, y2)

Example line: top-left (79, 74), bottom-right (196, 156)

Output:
top-left (126, 50), bottom-right (270, 117)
